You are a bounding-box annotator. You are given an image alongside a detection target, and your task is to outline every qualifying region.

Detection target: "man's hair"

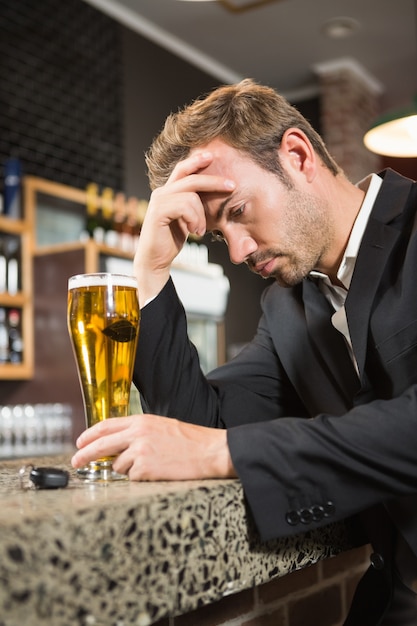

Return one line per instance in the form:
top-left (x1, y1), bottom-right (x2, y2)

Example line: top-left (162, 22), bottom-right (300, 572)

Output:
top-left (145, 78), bottom-right (340, 190)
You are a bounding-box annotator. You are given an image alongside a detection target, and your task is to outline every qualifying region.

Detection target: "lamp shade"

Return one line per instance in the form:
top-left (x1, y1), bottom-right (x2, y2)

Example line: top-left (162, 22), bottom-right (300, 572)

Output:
top-left (363, 96), bottom-right (417, 157)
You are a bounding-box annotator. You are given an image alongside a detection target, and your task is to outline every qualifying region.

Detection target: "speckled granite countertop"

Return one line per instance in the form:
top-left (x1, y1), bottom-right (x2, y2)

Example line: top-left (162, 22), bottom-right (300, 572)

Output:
top-left (0, 455), bottom-right (353, 626)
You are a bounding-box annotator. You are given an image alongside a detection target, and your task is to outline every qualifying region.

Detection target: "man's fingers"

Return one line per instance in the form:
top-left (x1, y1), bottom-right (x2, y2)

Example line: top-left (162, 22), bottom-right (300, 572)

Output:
top-left (75, 416), bottom-right (134, 448)
top-left (167, 151), bottom-right (213, 183)
top-left (166, 151), bottom-right (235, 194)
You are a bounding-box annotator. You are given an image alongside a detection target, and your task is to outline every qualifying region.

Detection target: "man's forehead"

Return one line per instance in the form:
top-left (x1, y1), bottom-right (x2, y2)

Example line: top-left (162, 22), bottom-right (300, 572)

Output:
top-left (190, 137), bottom-right (228, 153)
top-left (190, 138), bottom-right (236, 158)
top-left (190, 141), bottom-right (240, 176)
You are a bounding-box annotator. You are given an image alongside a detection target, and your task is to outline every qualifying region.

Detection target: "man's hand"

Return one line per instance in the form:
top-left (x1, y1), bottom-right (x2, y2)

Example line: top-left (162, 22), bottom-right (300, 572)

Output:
top-left (71, 414), bottom-right (237, 481)
top-left (134, 151), bottom-right (235, 307)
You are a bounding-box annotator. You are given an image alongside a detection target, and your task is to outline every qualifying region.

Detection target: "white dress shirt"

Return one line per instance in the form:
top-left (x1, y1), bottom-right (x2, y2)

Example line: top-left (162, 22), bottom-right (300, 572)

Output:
top-left (309, 173), bottom-right (383, 372)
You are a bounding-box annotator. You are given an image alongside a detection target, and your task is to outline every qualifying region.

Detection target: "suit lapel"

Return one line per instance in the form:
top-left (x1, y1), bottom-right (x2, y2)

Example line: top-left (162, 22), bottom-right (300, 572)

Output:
top-left (345, 219), bottom-right (399, 379)
top-left (268, 281), bottom-right (355, 414)
top-left (302, 278), bottom-right (360, 403)
top-left (345, 170), bottom-right (412, 379)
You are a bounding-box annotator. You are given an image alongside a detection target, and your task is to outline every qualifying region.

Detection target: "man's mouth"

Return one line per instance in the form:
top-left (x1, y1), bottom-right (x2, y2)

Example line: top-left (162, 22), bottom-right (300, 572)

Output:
top-left (252, 257), bottom-right (278, 278)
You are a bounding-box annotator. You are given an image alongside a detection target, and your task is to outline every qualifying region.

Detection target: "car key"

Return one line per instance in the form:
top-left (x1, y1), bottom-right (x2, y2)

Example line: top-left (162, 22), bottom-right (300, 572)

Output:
top-left (30, 466), bottom-right (69, 489)
top-left (19, 465), bottom-right (69, 489)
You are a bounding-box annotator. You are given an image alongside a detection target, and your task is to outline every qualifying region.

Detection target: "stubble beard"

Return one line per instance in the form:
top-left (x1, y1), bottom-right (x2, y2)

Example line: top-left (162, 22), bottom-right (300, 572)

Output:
top-left (248, 189), bottom-right (333, 288)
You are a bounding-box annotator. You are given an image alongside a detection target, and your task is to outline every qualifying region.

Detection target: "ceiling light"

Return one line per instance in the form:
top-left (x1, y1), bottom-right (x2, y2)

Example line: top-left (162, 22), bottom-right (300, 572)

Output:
top-left (322, 16), bottom-right (361, 39)
top-left (363, 0), bottom-right (417, 157)
top-left (176, 0), bottom-right (282, 9)
top-left (363, 98), bottom-right (417, 157)
top-left (220, 0), bottom-right (281, 9)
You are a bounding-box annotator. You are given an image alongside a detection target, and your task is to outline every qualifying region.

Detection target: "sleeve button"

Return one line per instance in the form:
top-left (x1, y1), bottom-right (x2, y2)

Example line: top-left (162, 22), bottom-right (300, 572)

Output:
top-left (300, 508), bottom-right (313, 524)
top-left (323, 501), bottom-right (336, 517)
top-left (370, 553), bottom-right (385, 570)
top-left (311, 505), bottom-right (325, 521)
top-left (286, 510), bottom-right (300, 526)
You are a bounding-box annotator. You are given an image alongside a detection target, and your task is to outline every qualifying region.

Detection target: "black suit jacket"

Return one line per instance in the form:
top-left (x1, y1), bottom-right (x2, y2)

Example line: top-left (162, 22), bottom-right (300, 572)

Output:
top-left (134, 169), bottom-right (417, 562)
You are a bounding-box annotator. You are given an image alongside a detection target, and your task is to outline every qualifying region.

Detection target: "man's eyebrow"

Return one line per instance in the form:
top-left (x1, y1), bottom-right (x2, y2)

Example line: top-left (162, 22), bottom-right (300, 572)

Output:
top-left (216, 195), bottom-right (234, 222)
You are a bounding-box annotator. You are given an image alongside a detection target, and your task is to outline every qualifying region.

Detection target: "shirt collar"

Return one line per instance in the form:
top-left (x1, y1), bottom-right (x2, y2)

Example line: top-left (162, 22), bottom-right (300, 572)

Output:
top-left (310, 173), bottom-right (383, 290)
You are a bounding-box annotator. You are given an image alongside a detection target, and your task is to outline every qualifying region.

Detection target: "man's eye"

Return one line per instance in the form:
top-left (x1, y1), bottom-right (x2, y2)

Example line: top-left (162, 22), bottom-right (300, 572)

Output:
top-left (232, 205), bottom-right (244, 218)
top-left (210, 230), bottom-right (225, 243)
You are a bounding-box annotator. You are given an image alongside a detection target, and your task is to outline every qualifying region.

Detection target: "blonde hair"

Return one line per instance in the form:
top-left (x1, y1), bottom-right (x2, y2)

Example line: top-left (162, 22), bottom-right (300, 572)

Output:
top-left (146, 78), bottom-right (340, 190)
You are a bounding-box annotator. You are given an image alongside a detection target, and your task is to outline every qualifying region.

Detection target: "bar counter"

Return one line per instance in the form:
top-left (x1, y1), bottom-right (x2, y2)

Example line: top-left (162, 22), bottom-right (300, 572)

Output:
top-left (0, 455), bottom-right (354, 626)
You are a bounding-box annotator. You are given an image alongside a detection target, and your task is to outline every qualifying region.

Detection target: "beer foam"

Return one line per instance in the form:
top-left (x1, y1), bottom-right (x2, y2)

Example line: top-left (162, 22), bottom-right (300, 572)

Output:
top-left (68, 273), bottom-right (138, 290)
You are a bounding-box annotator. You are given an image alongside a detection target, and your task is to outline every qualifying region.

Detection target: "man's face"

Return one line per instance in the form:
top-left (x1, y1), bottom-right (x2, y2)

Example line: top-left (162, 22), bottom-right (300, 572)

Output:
top-left (194, 139), bottom-right (334, 288)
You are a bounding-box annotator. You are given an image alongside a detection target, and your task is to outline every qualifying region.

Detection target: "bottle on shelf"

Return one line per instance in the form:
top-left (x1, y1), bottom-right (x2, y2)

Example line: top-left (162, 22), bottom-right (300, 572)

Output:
top-left (100, 187), bottom-right (114, 241)
top-left (3, 157), bottom-right (22, 220)
top-left (8, 308), bottom-right (23, 364)
top-left (112, 193), bottom-right (128, 250)
top-left (104, 191), bottom-right (124, 248)
top-left (81, 182), bottom-right (100, 241)
top-left (119, 197), bottom-right (136, 253)
top-left (0, 307), bottom-right (9, 364)
top-left (0, 237), bottom-right (6, 293)
top-left (6, 237), bottom-right (20, 295)
top-left (126, 197), bottom-right (141, 254)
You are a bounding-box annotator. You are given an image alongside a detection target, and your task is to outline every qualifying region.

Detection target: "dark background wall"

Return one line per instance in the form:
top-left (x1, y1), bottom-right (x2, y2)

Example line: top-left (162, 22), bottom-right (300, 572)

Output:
top-left (121, 26), bottom-right (222, 199)
top-left (0, 0), bottom-right (124, 191)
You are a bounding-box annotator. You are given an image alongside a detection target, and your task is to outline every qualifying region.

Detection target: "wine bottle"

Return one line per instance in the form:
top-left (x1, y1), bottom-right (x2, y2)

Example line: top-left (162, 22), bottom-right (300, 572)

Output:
top-left (84, 183), bottom-right (100, 239)
top-left (6, 237), bottom-right (20, 295)
top-left (112, 194), bottom-right (127, 250)
top-left (0, 307), bottom-right (9, 364)
top-left (4, 158), bottom-right (22, 219)
top-left (105, 191), bottom-right (124, 248)
top-left (96, 187), bottom-right (113, 246)
top-left (126, 197), bottom-right (141, 254)
top-left (8, 308), bottom-right (23, 364)
top-left (0, 236), bottom-right (6, 293)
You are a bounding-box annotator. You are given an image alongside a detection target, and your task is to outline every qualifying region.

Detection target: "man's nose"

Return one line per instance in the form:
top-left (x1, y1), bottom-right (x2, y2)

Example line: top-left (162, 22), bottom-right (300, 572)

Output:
top-left (228, 235), bottom-right (257, 265)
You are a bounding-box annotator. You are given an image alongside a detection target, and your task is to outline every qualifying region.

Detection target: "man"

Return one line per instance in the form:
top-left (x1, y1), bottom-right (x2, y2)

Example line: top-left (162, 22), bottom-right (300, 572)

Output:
top-left (72, 79), bottom-right (417, 624)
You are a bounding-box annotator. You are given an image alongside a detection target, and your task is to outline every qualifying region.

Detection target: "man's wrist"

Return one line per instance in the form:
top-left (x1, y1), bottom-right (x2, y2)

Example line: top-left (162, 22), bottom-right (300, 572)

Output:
top-left (135, 270), bottom-right (171, 309)
top-left (214, 430), bottom-right (238, 479)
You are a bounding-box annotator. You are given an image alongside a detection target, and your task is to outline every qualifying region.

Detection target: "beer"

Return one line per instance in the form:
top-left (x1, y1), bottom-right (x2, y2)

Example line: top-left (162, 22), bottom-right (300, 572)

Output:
top-left (68, 273), bottom-right (140, 480)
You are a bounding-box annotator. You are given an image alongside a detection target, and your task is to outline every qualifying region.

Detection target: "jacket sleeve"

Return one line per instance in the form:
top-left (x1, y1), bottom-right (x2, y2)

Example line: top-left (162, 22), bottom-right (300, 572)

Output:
top-left (134, 279), bottom-right (417, 546)
top-left (133, 277), bottom-right (306, 427)
top-left (227, 386), bottom-right (417, 541)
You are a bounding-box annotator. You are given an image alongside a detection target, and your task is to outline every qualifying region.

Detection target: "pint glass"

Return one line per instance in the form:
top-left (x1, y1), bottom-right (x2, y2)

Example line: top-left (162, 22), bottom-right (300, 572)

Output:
top-left (67, 272), bottom-right (140, 481)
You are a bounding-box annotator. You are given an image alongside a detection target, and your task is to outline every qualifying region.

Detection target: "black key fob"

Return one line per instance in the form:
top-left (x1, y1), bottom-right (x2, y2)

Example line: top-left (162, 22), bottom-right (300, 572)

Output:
top-left (29, 466), bottom-right (69, 489)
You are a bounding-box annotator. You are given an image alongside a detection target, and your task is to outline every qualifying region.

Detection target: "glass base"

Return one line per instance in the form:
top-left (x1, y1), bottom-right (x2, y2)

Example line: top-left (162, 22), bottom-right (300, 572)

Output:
top-left (76, 459), bottom-right (128, 483)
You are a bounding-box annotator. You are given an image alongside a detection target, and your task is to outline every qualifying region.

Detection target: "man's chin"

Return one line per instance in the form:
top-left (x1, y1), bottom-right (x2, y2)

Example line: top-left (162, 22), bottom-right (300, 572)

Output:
top-left (272, 271), bottom-right (306, 288)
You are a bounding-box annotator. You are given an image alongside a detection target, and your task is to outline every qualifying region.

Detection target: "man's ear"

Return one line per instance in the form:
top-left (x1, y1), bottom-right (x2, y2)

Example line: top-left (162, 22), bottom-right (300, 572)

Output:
top-left (278, 128), bottom-right (316, 182)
